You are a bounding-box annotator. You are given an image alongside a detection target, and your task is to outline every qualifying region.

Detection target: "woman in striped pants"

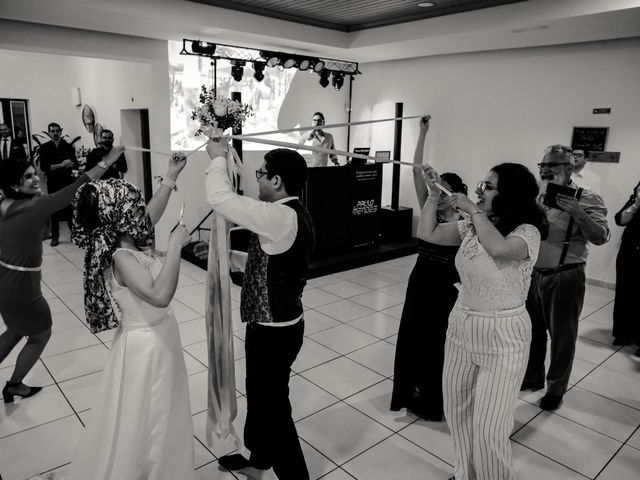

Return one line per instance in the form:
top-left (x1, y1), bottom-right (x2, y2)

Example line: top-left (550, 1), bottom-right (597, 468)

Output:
top-left (420, 160), bottom-right (548, 480)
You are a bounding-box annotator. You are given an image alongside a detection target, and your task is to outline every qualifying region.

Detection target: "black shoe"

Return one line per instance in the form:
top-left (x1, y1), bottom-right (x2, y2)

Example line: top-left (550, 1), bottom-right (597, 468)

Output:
top-left (540, 393), bottom-right (563, 411)
top-left (50, 238), bottom-right (59, 247)
top-left (520, 380), bottom-right (544, 391)
top-left (2, 382), bottom-right (43, 403)
top-left (218, 454), bottom-right (270, 471)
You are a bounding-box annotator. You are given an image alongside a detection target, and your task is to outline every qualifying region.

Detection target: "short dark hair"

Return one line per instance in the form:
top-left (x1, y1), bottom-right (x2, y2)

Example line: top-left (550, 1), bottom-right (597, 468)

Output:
top-left (491, 163), bottom-right (549, 240)
top-left (48, 122), bottom-right (61, 132)
top-left (0, 158), bottom-right (35, 199)
top-left (440, 172), bottom-right (467, 195)
top-left (74, 183), bottom-right (102, 231)
top-left (312, 112), bottom-right (325, 122)
top-left (101, 129), bottom-right (114, 137)
top-left (264, 148), bottom-right (308, 197)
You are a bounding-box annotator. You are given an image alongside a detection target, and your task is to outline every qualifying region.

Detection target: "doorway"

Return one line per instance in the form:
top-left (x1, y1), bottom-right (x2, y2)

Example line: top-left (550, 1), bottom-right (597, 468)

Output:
top-left (120, 109), bottom-right (152, 201)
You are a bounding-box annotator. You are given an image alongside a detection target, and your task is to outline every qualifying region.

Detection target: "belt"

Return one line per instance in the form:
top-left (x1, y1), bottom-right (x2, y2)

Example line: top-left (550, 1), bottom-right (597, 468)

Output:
top-left (534, 262), bottom-right (584, 276)
top-left (0, 259), bottom-right (42, 272)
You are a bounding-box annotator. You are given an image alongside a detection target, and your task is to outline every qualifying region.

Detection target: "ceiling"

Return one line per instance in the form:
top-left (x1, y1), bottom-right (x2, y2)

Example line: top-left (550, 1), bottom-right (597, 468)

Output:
top-left (187, 0), bottom-right (527, 32)
top-left (1, 0), bottom-right (640, 63)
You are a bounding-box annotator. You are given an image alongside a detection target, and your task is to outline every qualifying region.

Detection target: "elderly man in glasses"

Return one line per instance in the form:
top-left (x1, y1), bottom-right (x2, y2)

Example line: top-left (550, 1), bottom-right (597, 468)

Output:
top-left (521, 144), bottom-right (609, 411)
top-left (570, 149), bottom-right (601, 195)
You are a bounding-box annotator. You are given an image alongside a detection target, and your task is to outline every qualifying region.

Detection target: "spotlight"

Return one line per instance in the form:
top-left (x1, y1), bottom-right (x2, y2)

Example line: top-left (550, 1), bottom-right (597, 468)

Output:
top-left (260, 50), bottom-right (281, 67)
top-left (332, 72), bottom-right (344, 91)
top-left (266, 56), bottom-right (280, 67)
top-left (231, 60), bottom-right (245, 82)
top-left (319, 69), bottom-right (330, 88)
top-left (282, 57), bottom-right (297, 69)
top-left (313, 60), bottom-right (325, 73)
top-left (253, 61), bottom-right (265, 82)
top-left (298, 58), bottom-right (311, 71)
top-left (191, 41), bottom-right (216, 56)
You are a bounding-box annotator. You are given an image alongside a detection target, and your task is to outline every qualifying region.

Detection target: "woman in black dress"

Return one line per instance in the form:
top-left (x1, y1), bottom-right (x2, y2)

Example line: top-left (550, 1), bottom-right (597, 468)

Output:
top-left (612, 180), bottom-right (640, 348)
top-left (391, 116), bottom-right (467, 420)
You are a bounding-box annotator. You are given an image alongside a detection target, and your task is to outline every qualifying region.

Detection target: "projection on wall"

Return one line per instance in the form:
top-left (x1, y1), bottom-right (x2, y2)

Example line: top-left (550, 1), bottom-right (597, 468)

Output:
top-left (169, 40), bottom-right (298, 151)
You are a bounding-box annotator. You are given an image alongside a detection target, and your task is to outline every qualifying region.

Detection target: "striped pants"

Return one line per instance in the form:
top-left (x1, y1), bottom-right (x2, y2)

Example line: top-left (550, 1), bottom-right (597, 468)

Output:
top-left (443, 303), bottom-right (531, 480)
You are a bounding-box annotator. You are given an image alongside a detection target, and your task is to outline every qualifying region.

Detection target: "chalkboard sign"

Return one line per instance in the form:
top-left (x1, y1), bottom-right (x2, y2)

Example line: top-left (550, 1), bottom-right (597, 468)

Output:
top-left (571, 127), bottom-right (608, 153)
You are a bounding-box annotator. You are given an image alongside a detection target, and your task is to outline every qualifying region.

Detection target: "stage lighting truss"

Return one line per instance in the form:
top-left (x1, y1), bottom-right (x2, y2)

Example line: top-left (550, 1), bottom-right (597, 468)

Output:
top-left (181, 39), bottom-right (360, 88)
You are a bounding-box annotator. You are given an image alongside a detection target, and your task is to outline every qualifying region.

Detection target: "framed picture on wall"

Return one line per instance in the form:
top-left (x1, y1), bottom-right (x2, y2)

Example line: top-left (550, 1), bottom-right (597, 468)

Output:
top-left (571, 126), bottom-right (609, 153)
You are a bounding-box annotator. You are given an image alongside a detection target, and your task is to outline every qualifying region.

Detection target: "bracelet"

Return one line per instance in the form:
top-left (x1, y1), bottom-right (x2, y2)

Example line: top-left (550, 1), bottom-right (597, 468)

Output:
top-left (154, 176), bottom-right (178, 191)
top-left (470, 210), bottom-right (487, 219)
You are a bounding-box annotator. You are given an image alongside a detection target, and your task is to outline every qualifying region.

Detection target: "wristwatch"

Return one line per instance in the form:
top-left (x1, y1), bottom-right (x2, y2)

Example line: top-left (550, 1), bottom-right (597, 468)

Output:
top-left (97, 160), bottom-right (108, 169)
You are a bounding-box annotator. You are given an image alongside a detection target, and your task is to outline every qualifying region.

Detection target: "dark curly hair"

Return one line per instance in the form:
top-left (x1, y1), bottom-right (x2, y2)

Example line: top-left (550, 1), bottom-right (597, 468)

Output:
top-left (440, 172), bottom-right (467, 195)
top-left (74, 183), bottom-right (102, 232)
top-left (490, 163), bottom-right (548, 240)
top-left (0, 158), bottom-right (36, 200)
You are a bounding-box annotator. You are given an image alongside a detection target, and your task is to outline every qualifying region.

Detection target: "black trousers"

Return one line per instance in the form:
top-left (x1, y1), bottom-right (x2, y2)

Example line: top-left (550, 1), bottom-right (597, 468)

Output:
top-left (523, 266), bottom-right (586, 396)
top-left (243, 319), bottom-right (309, 480)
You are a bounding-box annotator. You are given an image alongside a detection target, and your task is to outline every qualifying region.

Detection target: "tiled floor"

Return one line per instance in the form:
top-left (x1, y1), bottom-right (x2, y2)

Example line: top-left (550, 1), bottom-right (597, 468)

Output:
top-left (2, 240), bottom-right (640, 479)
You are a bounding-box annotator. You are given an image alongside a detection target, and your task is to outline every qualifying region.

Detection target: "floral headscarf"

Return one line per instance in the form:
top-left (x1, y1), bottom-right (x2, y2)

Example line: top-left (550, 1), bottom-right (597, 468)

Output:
top-left (72, 179), bottom-right (154, 333)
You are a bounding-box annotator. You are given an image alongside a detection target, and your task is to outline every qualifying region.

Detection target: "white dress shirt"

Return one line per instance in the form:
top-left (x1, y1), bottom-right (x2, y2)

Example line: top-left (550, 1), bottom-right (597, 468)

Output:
top-left (571, 167), bottom-right (601, 195)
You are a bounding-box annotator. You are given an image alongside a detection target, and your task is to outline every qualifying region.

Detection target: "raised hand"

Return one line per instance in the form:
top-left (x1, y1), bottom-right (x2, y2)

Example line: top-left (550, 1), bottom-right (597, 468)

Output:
top-left (555, 193), bottom-right (583, 217)
top-left (450, 193), bottom-right (477, 215)
top-left (419, 115), bottom-right (431, 133)
top-left (168, 151), bottom-right (187, 179)
top-left (169, 223), bottom-right (191, 248)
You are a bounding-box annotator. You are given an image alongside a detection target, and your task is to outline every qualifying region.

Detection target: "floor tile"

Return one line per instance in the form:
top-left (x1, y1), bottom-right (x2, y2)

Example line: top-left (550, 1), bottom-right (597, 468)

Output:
top-left (569, 357), bottom-right (598, 386)
top-left (308, 274), bottom-right (344, 288)
top-left (301, 357), bottom-right (384, 399)
top-left (184, 350), bottom-right (208, 376)
top-left (292, 338), bottom-right (341, 373)
top-left (574, 336), bottom-right (617, 364)
top-left (175, 283), bottom-right (207, 303)
top-left (333, 268), bottom-right (371, 281)
top-left (348, 312), bottom-right (401, 339)
top-left (349, 291), bottom-right (403, 311)
top-left (553, 386), bottom-right (640, 442)
top-left (188, 370), bottom-right (210, 415)
top-left (585, 302), bottom-right (613, 326)
top-left (194, 437), bottom-right (216, 469)
top-left (302, 288), bottom-right (343, 308)
top-left (577, 318), bottom-right (614, 345)
top-left (303, 309), bottom-right (342, 335)
top-left (50, 310), bottom-right (85, 332)
top-left (597, 445), bottom-right (640, 480)
top-left (348, 273), bottom-right (398, 290)
top-left (346, 340), bottom-right (396, 377)
top-left (600, 349), bottom-right (640, 378)
top-left (379, 304), bottom-right (403, 319)
top-left (583, 285), bottom-right (615, 307)
top-left (310, 324), bottom-right (379, 355)
top-left (42, 326), bottom-right (99, 358)
top-left (342, 433), bottom-right (451, 480)
top-left (511, 442), bottom-right (588, 480)
top-left (511, 411), bottom-right (621, 478)
top-left (179, 317), bottom-right (207, 346)
top-left (0, 385), bottom-right (75, 438)
top-left (301, 438), bottom-right (340, 479)
top-left (59, 371), bottom-right (103, 413)
top-left (297, 402), bottom-right (392, 465)
top-left (290, 374), bottom-right (340, 421)
top-left (192, 395), bottom-right (247, 459)
top-left (577, 366), bottom-right (640, 410)
top-left (344, 379), bottom-right (415, 432)
top-left (319, 467), bottom-right (356, 479)
top-left (42, 344), bottom-right (109, 383)
top-left (318, 280), bottom-right (372, 299)
top-left (627, 427), bottom-right (640, 450)
top-left (0, 414), bottom-right (83, 480)
top-left (0, 359), bottom-right (55, 388)
top-left (172, 301), bottom-right (203, 323)
top-left (195, 461), bottom-right (240, 479)
top-left (398, 417), bottom-right (454, 466)
top-left (315, 299), bottom-right (376, 323)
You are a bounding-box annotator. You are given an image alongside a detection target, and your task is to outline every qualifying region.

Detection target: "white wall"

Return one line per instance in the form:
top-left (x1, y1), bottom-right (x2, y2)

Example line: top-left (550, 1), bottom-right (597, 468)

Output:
top-left (350, 38), bottom-right (640, 286)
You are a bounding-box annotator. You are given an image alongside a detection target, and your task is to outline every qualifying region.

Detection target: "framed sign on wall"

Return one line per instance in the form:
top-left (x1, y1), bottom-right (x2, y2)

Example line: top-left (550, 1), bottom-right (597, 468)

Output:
top-left (571, 126), bottom-right (608, 153)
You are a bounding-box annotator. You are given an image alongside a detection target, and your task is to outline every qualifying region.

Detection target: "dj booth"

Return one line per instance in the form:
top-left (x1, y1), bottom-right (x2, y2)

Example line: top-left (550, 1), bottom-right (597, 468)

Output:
top-left (303, 163), bottom-right (383, 259)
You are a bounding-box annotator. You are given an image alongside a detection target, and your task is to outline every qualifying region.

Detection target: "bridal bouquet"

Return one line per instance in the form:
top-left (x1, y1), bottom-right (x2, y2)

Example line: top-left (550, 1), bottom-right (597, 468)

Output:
top-left (191, 85), bottom-right (253, 137)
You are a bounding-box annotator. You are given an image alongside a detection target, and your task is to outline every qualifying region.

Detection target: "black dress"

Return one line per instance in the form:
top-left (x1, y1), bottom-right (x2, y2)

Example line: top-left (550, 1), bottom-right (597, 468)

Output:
top-left (391, 239), bottom-right (460, 419)
top-left (613, 185), bottom-right (640, 345)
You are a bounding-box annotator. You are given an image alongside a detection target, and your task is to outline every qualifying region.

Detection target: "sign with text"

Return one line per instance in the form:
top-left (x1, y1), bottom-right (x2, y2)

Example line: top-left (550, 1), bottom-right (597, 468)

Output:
top-left (571, 126), bottom-right (609, 153)
top-left (589, 151), bottom-right (620, 163)
top-left (350, 163), bottom-right (382, 249)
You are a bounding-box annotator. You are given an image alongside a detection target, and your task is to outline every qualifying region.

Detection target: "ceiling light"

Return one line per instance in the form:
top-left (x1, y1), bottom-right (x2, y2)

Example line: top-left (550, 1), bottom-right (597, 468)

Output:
top-left (191, 41), bottom-right (216, 56)
top-left (298, 58), bottom-right (311, 71)
top-left (417, 2), bottom-right (435, 7)
top-left (253, 61), bottom-right (265, 82)
top-left (332, 72), bottom-right (344, 91)
top-left (313, 60), bottom-right (325, 73)
top-left (282, 57), bottom-right (297, 69)
top-left (319, 69), bottom-right (330, 88)
top-left (231, 60), bottom-right (245, 82)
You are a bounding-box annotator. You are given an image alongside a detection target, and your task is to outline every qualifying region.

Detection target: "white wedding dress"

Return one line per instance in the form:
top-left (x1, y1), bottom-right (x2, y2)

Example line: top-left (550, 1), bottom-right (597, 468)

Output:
top-left (66, 248), bottom-right (196, 480)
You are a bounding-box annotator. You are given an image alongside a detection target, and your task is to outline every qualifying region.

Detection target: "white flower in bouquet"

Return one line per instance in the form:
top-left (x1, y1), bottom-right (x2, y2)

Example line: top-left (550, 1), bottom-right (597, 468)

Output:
top-left (191, 85), bottom-right (253, 137)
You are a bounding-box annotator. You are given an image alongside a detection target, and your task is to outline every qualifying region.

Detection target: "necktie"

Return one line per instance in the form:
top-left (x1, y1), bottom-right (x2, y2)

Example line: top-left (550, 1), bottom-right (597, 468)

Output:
top-left (2, 139), bottom-right (7, 160)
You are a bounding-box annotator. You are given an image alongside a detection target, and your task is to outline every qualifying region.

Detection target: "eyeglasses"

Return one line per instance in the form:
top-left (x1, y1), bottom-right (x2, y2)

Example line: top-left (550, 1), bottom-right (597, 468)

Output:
top-left (475, 180), bottom-right (496, 195)
top-left (537, 162), bottom-right (571, 169)
top-left (573, 153), bottom-right (585, 158)
top-left (255, 169), bottom-right (269, 181)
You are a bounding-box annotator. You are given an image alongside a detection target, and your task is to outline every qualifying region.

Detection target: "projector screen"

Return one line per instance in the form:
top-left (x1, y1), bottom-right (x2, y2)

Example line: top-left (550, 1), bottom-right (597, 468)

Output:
top-left (169, 41), bottom-right (299, 151)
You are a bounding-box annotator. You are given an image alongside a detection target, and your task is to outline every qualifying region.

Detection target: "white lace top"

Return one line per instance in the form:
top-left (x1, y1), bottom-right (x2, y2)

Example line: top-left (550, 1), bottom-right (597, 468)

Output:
top-left (454, 220), bottom-right (540, 311)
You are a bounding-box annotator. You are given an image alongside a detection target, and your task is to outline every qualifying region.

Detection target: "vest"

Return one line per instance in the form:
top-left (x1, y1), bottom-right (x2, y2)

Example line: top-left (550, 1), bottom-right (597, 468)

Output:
top-left (240, 199), bottom-right (315, 324)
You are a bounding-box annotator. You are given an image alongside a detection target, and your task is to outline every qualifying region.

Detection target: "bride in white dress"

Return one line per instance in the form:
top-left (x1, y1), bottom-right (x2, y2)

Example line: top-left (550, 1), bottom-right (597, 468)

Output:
top-left (66, 152), bottom-right (197, 480)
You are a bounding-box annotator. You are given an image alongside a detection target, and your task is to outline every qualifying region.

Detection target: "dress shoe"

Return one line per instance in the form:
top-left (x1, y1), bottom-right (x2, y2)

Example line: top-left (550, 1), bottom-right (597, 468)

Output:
top-left (539, 393), bottom-right (563, 411)
top-left (520, 380), bottom-right (544, 391)
top-left (50, 238), bottom-right (59, 247)
top-left (2, 382), bottom-right (43, 403)
top-left (218, 453), bottom-right (270, 471)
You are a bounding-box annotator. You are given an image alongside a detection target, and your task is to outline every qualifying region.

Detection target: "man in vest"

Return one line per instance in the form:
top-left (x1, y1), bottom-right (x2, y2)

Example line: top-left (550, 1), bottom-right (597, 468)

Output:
top-left (205, 144), bottom-right (315, 480)
top-left (521, 144), bottom-right (609, 410)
